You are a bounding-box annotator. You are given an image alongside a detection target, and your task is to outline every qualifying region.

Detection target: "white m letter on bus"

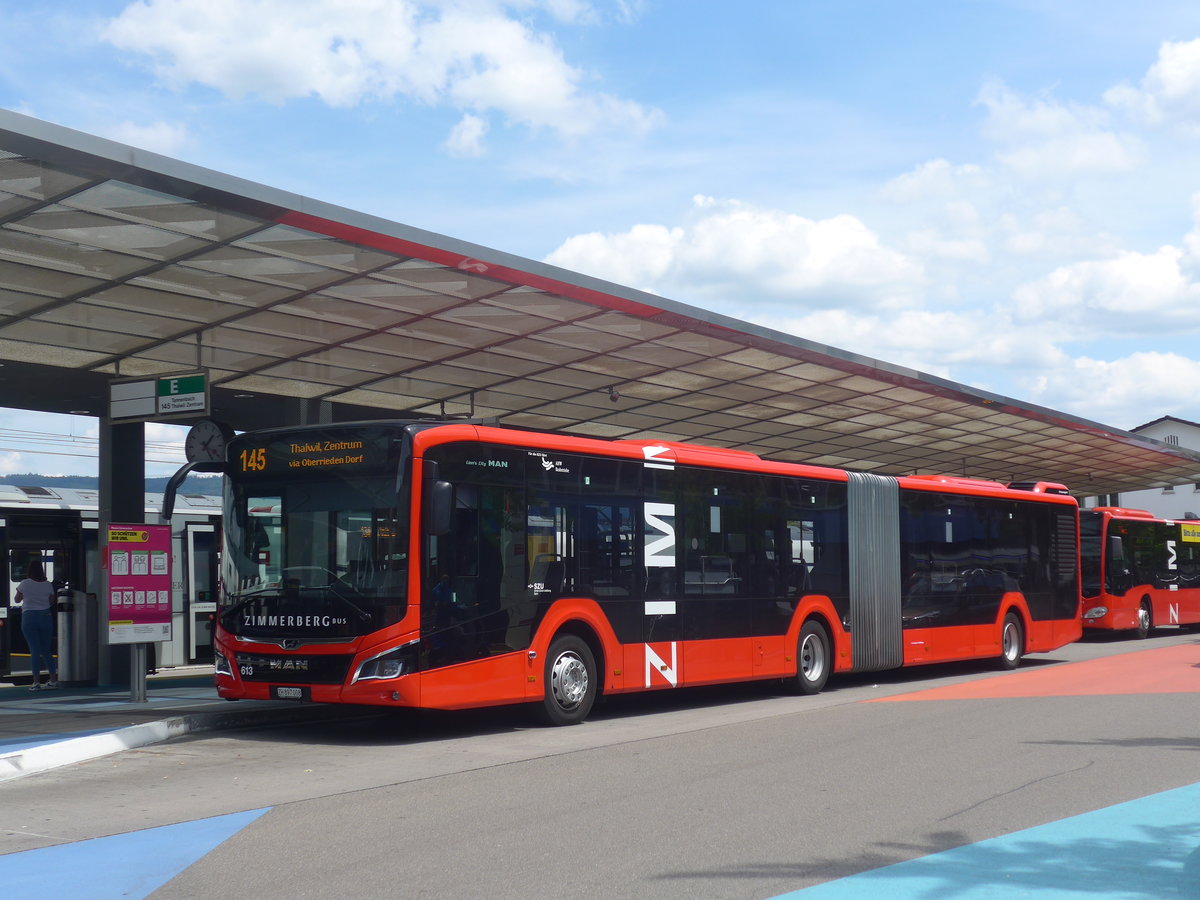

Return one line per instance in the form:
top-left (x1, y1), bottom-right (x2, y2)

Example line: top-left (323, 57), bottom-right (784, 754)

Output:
top-left (644, 502), bottom-right (676, 568)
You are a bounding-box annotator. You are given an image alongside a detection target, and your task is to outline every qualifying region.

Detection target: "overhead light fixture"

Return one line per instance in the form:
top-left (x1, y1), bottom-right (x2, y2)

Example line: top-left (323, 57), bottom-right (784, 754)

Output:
top-left (607, 386), bottom-right (620, 403)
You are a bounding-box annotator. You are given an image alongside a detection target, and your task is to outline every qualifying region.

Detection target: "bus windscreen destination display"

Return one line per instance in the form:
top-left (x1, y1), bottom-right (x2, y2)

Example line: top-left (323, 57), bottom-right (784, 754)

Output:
top-left (234, 429), bottom-right (397, 478)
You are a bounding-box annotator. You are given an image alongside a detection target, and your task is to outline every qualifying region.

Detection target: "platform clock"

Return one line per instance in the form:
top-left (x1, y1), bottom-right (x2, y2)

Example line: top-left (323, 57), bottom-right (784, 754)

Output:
top-left (184, 418), bottom-right (234, 463)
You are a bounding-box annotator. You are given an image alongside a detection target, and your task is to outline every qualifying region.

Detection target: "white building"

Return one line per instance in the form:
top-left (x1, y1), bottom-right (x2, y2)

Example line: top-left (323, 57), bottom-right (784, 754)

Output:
top-left (1084, 416), bottom-right (1200, 519)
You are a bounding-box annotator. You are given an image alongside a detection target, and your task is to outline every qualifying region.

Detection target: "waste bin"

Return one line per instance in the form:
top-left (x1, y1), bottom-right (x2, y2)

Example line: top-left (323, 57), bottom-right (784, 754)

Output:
top-left (56, 589), bottom-right (97, 685)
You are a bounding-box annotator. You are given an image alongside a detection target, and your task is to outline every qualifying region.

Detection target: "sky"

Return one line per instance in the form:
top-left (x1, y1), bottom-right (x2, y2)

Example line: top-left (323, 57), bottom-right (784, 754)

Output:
top-left (4, 0), bottom-right (1200, 476)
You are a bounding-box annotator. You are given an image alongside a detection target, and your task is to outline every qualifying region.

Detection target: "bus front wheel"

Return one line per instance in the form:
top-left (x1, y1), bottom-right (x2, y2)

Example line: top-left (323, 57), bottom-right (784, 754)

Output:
top-left (1135, 600), bottom-right (1152, 639)
top-left (539, 634), bottom-right (597, 726)
top-left (998, 613), bottom-right (1024, 670)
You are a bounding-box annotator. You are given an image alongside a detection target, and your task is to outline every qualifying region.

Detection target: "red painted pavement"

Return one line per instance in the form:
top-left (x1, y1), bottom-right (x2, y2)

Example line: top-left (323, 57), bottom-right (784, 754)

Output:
top-left (874, 643), bottom-right (1200, 702)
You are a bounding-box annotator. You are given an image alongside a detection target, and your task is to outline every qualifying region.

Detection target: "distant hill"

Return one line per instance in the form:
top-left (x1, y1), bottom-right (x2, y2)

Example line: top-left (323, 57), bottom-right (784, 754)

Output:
top-left (0, 473), bottom-right (223, 496)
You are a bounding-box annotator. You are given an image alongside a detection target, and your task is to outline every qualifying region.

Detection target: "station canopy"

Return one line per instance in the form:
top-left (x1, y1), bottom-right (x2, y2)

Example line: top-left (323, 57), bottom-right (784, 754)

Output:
top-left (2, 108), bottom-right (1198, 498)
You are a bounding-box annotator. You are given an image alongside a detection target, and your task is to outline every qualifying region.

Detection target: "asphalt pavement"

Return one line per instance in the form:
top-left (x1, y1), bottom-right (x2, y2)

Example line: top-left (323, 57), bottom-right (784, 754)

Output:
top-left (0, 667), bottom-right (351, 783)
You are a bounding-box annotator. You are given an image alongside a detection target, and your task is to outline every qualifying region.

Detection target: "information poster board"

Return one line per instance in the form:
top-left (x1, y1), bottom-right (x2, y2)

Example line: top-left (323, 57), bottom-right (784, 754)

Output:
top-left (107, 523), bottom-right (172, 644)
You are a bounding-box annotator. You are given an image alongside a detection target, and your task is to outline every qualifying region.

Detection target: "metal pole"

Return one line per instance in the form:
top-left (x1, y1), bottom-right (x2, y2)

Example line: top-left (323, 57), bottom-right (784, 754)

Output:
top-left (130, 643), bottom-right (147, 702)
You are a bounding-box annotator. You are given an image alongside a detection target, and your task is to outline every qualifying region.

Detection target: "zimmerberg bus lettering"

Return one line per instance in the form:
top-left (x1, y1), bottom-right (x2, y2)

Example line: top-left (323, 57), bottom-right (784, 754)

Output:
top-left (241, 614), bottom-right (348, 628)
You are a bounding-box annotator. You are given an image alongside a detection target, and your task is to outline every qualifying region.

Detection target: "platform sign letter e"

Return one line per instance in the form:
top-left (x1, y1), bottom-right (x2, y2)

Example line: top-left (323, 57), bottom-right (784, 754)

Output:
top-left (157, 373), bottom-right (206, 414)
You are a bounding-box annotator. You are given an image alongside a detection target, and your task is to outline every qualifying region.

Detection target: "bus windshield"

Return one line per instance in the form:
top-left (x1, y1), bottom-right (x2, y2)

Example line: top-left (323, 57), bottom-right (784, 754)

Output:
top-left (220, 474), bottom-right (409, 641)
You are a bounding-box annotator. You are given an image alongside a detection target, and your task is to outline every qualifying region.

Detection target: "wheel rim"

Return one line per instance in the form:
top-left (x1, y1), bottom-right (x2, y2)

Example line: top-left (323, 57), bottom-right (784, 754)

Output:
top-left (1138, 605), bottom-right (1151, 633)
top-left (800, 632), bottom-right (826, 683)
top-left (1003, 621), bottom-right (1020, 660)
top-left (550, 650), bottom-right (588, 710)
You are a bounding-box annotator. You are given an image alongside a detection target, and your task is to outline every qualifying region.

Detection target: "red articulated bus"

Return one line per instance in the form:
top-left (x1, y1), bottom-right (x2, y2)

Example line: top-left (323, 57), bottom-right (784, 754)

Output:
top-left (1080, 506), bottom-right (1200, 638)
top-left (184, 420), bottom-right (1081, 724)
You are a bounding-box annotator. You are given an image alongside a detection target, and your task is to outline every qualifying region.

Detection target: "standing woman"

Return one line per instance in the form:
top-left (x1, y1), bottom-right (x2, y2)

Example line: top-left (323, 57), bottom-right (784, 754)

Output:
top-left (17, 559), bottom-right (57, 690)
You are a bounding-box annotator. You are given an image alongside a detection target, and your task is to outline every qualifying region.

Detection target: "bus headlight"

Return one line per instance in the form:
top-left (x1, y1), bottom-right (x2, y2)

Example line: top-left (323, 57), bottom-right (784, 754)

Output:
top-left (214, 650), bottom-right (233, 677)
top-left (352, 641), bottom-right (419, 683)
top-left (1082, 606), bottom-right (1108, 619)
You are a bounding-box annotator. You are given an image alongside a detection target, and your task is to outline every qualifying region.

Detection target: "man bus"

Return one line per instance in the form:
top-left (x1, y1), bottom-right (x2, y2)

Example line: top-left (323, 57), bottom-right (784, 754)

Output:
top-left (167, 419), bottom-right (1082, 724)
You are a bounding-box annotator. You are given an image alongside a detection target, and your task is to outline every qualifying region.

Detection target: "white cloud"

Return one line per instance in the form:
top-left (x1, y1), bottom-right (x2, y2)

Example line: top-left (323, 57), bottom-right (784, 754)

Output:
top-left (1025, 352), bottom-right (1200, 429)
top-left (1012, 245), bottom-right (1200, 334)
top-left (101, 0), bottom-right (660, 150)
top-left (444, 113), bottom-right (489, 157)
top-left (977, 80), bottom-right (1141, 177)
top-left (880, 159), bottom-right (986, 203)
top-left (0, 451), bottom-right (27, 476)
top-left (766, 308), bottom-right (1063, 377)
top-left (1105, 37), bottom-right (1200, 129)
top-left (903, 229), bottom-right (990, 263)
top-left (545, 195), bottom-right (924, 310)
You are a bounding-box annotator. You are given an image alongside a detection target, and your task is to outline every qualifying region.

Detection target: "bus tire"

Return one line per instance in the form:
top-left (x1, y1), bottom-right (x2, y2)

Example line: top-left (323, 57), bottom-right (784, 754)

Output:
top-left (1135, 599), bottom-right (1152, 639)
top-left (787, 619), bottom-right (831, 695)
top-left (998, 613), bottom-right (1024, 670)
top-left (539, 634), bottom-right (597, 726)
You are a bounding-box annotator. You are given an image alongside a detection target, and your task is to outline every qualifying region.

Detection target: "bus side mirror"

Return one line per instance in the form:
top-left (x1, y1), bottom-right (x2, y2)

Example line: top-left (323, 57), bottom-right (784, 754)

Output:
top-left (425, 479), bottom-right (453, 536)
top-left (1108, 535), bottom-right (1124, 568)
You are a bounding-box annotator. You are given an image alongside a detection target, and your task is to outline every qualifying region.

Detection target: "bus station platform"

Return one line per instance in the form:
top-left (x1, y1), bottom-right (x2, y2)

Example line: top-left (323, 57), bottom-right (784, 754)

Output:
top-left (0, 667), bottom-right (349, 783)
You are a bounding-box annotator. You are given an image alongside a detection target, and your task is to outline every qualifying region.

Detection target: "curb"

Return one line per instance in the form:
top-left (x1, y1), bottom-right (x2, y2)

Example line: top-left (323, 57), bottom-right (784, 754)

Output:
top-left (0, 703), bottom-right (364, 784)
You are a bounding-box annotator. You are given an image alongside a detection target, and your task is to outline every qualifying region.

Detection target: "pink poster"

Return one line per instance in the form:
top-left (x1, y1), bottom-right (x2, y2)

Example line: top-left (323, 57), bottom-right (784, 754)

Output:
top-left (107, 523), bottom-right (172, 644)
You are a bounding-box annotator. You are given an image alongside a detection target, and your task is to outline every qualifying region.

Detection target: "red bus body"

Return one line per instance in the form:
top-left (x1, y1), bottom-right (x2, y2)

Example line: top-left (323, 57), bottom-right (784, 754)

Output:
top-left (207, 421), bottom-right (1081, 722)
top-left (1080, 507), bottom-right (1200, 637)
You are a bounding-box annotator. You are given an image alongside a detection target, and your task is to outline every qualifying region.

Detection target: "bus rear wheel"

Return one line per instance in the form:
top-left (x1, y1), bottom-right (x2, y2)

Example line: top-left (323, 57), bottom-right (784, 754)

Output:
top-left (1135, 600), bottom-right (1152, 639)
top-left (998, 613), bottom-right (1024, 670)
top-left (787, 619), bottom-right (831, 695)
top-left (539, 634), bottom-right (597, 726)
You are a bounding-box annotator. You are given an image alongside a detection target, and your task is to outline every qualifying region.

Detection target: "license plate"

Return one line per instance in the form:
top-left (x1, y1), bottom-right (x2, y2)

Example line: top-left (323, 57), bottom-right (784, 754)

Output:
top-left (272, 685), bottom-right (309, 701)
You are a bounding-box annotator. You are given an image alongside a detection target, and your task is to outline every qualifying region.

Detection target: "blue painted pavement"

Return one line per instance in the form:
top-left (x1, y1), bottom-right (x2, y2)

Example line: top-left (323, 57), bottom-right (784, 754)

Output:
top-left (2, 808), bottom-right (270, 900)
top-left (776, 781), bottom-right (1200, 899)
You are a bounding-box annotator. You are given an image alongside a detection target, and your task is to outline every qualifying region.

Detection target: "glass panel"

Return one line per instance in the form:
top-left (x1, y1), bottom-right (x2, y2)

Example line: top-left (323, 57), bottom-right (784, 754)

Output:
top-left (386, 316), bottom-right (508, 349)
top-left (377, 259), bottom-right (507, 300)
top-left (0, 190), bottom-right (44, 218)
top-left (132, 267), bottom-right (293, 306)
top-left (0, 158), bottom-right (93, 200)
top-left (183, 246), bottom-right (346, 291)
top-left (12, 204), bottom-right (209, 259)
top-left (319, 278), bottom-right (461, 314)
top-left (347, 332), bottom-right (462, 362)
top-left (433, 302), bottom-right (561, 336)
top-left (90, 283), bottom-right (250, 322)
top-left (0, 317), bottom-right (147, 353)
top-left (277, 293), bottom-right (414, 328)
top-left (234, 225), bottom-right (396, 272)
top-left (63, 181), bottom-right (264, 240)
top-left (256, 359), bottom-right (371, 386)
top-left (207, 324), bottom-right (320, 358)
top-left (0, 287), bottom-right (55, 318)
top-left (38, 302), bottom-right (195, 339)
top-left (0, 259), bottom-right (104, 297)
top-left (0, 229), bottom-right (149, 279)
top-left (228, 310), bottom-right (361, 344)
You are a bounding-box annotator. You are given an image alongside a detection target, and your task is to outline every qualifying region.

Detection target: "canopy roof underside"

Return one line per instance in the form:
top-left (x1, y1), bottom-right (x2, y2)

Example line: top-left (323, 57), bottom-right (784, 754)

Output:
top-left (1, 109), bottom-right (1197, 497)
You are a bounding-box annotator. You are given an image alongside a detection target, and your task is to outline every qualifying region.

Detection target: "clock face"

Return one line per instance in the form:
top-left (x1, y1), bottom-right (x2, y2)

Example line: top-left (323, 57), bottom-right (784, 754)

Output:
top-left (184, 419), bottom-right (233, 463)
